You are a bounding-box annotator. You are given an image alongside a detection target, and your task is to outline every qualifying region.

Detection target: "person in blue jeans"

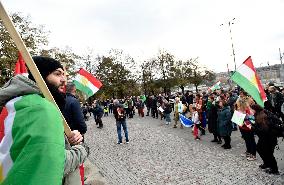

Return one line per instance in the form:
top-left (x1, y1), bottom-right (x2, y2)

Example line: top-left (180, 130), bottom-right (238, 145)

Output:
top-left (113, 99), bottom-right (129, 144)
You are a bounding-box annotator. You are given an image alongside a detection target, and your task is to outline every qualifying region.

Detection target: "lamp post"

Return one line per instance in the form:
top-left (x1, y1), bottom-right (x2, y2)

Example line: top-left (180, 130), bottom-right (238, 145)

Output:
top-left (221, 18), bottom-right (237, 71)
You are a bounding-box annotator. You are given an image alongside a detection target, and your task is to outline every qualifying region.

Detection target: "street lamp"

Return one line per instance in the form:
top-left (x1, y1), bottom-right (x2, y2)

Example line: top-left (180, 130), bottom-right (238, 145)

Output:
top-left (220, 18), bottom-right (237, 71)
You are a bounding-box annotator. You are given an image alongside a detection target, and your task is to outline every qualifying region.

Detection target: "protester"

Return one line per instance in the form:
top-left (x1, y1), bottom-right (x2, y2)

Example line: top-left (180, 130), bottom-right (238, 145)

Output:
top-left (136, 98), bottom-right (145, 117)
top-left (267, 86), bottom-right (284, 121)
top-left (173, 97), bottom-right (183, 128)
top-left (236, 98), bottom-right (256, 161)
top-left (92, 101), bottom-right (104, 128)
top-left (217, 99), bottom-right (232, 149)
top-left (64, 82), bottom-right (87, 135)
top-left (113, 99), bottom-right (129, 144)
top-left (104, 106), bottom-right (109, 116)
top-left (0, 56), bottom-right (87, 185)
top-left (192, 106), bottom-right (201, 140)
top-left (163, 99), bottom-right (172, 125)
top-left (207, 96), bottom-right (221, 143)
top-left (251, 104), bottom-right (280, 175)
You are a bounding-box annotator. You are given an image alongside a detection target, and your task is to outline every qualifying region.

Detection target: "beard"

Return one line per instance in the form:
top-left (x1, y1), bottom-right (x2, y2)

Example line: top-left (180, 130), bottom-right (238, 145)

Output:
top-left (46, 81), bottom-right (66, 112)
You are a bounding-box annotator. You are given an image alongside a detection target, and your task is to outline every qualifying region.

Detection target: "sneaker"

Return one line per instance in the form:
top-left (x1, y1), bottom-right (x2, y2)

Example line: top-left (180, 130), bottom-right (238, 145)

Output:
top-left (247, 155), bottom-right (256, 161)
top-left (126, 141), bottom-right (129, 144)
top-left (117, 142), bottom-right (122, 145)
top-left (195, 137), bottom-right (200, 140)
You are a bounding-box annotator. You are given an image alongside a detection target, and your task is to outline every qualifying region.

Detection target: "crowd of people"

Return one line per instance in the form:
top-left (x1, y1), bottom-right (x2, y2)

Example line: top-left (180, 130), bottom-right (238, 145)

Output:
top-left (1, 55), bottom-right (283, 185)
top-left (88, 84), bottom-right (284, 176)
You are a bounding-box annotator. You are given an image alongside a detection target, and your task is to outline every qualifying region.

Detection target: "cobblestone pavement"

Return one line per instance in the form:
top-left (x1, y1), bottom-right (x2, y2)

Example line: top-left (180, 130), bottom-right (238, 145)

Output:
top-left (85, 112), bottom-right (284, 185)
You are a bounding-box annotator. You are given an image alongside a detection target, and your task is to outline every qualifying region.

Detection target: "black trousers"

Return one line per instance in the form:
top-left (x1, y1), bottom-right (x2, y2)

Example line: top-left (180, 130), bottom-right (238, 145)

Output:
top-left (257, 137), bottom-right (278, 170)
top-left (95, 116), bottom-right (103, 128)
top-left (223, 136), bottom-right (231, 147)
top-left (242, 131), bottom-right (256, 155)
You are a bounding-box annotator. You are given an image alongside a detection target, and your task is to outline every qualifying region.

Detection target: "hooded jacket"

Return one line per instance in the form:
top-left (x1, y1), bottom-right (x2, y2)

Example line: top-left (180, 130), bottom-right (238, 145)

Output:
top-left (0, 75), bottom-right (87, 185)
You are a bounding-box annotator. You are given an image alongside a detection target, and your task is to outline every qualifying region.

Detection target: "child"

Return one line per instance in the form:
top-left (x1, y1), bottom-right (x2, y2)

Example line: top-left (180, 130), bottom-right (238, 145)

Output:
top-left (104, 106), bottom-right (109, 117)
top-left (192, 106), bottom-right (201, 140)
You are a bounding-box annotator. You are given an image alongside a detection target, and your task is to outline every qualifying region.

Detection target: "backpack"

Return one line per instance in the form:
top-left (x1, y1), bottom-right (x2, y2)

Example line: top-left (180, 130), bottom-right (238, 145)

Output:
top-left (264, 110), bottom-right (284, 137)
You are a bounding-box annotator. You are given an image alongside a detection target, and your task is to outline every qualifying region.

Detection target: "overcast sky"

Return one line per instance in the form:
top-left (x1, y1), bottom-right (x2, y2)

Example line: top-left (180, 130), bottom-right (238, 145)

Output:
top-left (2, 0), bottom-right (284, 72)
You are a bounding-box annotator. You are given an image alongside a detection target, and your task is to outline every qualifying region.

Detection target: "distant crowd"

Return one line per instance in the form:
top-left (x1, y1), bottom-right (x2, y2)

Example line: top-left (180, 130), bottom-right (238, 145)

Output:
top-left (84, 83), bottom-right (284, 175)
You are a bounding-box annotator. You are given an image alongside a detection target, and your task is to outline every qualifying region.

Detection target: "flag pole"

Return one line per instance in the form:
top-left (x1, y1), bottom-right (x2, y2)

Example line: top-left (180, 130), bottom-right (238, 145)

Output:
top-left (0, 1), bottom-right (72, 137)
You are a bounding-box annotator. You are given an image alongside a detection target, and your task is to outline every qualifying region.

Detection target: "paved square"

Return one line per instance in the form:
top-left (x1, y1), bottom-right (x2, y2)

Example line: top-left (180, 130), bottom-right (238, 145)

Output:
top-left (85, 114), bottom-right (284, 185)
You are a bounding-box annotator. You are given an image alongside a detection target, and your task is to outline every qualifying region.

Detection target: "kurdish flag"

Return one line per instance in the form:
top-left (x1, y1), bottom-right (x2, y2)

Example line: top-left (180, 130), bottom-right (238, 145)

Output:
top-left (231, 56), bottom-right (267, 107)
top-left (209, 81), bottom-right (221, 91)
top-left (0, 94), bottom-right (65, 184)
top-left (73, 68), bottom-right (102, 98)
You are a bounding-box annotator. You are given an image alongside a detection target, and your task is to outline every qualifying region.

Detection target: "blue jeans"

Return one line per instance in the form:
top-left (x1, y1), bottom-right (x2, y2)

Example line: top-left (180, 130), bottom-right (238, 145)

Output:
top-left (116, 120), bottom-right (129, 143)
top-left (165, 113), bottom-right (171, 122)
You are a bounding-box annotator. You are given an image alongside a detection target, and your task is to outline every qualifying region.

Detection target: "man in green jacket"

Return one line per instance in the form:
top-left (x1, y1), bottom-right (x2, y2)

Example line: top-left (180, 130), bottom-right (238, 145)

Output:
top-left (0, 56), bottom-right (87, 185)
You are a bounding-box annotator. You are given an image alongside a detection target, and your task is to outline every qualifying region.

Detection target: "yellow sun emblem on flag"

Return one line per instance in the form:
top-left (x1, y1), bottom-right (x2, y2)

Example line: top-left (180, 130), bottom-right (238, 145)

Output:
top-left (80, 76), bottom-right (88, 86)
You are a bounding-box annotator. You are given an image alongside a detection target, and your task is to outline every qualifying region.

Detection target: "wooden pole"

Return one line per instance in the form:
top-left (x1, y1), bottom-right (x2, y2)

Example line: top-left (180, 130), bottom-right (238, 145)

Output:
top-left (0, 1), bottom-right (72, 137)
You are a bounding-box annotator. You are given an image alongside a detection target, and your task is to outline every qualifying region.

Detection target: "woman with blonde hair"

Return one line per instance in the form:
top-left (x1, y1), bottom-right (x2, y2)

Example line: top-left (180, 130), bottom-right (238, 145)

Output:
top-left (236, 97), bottom-right (256, 160)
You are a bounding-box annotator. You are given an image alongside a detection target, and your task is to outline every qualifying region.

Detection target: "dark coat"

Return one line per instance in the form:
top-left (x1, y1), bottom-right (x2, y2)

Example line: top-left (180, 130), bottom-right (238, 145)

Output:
top-left (217, 106), bottom-right (232, 137)
top-left (64, 93), bottom-right (87, 134)
top-left (113, 104), bottom-right (126, 121)
top-left (207, 103), bottom-right (218, 133)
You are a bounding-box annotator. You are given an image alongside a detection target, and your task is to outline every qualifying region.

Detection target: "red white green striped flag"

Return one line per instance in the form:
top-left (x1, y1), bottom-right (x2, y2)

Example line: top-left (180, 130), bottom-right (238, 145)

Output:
top-left (0, 94), bottom-right (65, 184)
top-left (73, 68), bottom-right (102, 98)
top-left (230, 56), bottom-right (267, 107)
top-left (209, 81), bottom-right (221, 91)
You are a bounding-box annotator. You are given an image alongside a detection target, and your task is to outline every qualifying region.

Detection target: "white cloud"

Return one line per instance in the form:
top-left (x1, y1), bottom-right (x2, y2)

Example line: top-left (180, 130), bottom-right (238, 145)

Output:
top-left (2, 0), bottom-right (284, 72)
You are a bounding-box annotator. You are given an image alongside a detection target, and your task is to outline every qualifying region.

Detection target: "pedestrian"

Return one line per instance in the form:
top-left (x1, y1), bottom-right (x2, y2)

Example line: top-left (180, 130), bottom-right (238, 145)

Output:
top-left (236, 98), bottom-right (256, 161)
top-left (250, 104), bottom-right (280, 175)
top-left (136, 99), bottom-right (145, 117)
top-left (113, 99), bottom-right (129, 144)
top-left (0, 56), bottom-right (87, 184)
top-left (173, 97), bottom-right (183, 128)
top-left (93, 101), bottom-right (104, 128)
top-left (192, 106), bottom-right (202, 140)
top-left (104, 106), bottom-right (109, 116)
top-left (64, 82), bottom-right (87, 136)
top-left (217, 99), bottom-right (232, 149)
top-left (207, 96), bottom-right (221, 143)
top-left (163, 100), bottom-right (172, 125)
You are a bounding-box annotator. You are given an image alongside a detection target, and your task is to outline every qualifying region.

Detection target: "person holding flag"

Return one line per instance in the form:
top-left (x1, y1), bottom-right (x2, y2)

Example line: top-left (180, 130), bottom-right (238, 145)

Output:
top-left (0, 56), bottom-right (87, 185)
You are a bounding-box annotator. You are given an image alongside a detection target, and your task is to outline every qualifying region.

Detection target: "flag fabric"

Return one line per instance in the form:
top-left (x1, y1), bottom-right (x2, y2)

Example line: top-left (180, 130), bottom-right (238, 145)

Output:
top-left (140, 95), bottom-right (146, 102)
top-left (14, 52), bottom-right (28, 77)
top-left (209, 81), bottom-right (221, 91)
top-left (73, 68), bottom-right (102, 98)
top-left (0, 94), bottom-right (65, 184)
top-left (179, 114), bottom-right (194, 127)
top-left (230, 56), bottom-right (267, 107)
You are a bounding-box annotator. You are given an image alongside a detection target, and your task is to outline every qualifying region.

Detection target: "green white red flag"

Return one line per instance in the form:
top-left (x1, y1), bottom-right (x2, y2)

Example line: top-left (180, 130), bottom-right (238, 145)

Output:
top-left (0, 95), bottom-right (65, 184)
top-left (230, 56), bottom-right (267, 107)
top-left (73, 68), bottom-right (102, 98)
top-left (209, 81), bottom-right (221, 91)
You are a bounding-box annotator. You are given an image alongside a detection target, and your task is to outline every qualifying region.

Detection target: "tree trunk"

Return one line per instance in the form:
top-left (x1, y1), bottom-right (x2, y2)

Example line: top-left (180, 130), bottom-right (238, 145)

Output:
top-left (195, 84), bottom-right (198, 93)
top-left (180, 85), bottom-right (185, 95)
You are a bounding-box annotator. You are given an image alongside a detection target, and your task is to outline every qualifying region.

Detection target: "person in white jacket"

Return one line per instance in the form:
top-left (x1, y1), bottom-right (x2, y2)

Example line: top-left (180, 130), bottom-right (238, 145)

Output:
top-left (192, 106), bottom-right (202, 140)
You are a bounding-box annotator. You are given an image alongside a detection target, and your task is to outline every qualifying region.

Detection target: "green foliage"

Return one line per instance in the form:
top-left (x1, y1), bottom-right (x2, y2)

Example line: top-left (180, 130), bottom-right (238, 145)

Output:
top-left (0, 12), bottom-right (49, 85)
